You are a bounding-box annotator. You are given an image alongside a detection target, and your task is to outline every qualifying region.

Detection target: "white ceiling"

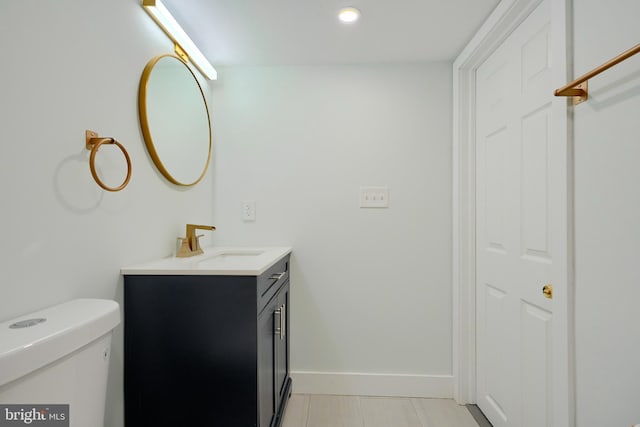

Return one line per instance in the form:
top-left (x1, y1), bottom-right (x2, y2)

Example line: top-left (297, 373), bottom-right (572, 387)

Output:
top-left (161, 0), bottom-right (501, 66)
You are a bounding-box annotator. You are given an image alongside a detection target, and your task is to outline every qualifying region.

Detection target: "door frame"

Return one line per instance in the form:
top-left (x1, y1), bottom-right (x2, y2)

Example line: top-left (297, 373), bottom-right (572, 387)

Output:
top-left (452, 0), bottom-right (574, 425)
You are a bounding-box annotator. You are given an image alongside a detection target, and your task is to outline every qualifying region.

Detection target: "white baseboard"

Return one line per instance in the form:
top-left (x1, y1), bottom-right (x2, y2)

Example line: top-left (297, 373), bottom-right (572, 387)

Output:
top-left (291, 371), bottom-right (453, 398)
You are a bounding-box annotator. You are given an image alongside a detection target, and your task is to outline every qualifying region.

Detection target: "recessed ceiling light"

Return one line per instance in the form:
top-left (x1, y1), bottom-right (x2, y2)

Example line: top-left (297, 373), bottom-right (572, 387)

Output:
top-left (338, 7), bottom-right (361, 23)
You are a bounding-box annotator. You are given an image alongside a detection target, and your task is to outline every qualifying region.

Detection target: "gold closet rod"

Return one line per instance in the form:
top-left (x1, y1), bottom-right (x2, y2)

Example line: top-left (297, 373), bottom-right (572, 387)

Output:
top-left (555, 43), bottom-right (640, 105)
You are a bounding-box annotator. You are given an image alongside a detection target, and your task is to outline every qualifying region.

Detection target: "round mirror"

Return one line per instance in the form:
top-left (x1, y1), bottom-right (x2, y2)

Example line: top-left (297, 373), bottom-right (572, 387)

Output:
top-left (139, 54), bottom-right (212, 186)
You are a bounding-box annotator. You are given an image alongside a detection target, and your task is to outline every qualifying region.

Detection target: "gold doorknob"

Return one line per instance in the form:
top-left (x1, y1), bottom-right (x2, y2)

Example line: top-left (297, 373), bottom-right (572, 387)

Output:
top-left (542, 284), bottom-right (553, 299)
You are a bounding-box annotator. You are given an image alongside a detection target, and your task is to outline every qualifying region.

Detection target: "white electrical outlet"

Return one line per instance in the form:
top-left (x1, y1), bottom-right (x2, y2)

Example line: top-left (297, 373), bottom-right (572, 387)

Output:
top-left (359, 186), bottom-right (389, 208)
top-left (242, 201), bottom-right (256, 221)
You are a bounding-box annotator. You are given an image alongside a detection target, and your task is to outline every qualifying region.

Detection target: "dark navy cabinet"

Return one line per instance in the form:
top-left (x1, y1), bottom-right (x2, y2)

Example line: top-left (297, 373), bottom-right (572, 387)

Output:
top-left (124, 254), bottom-right (291, 427)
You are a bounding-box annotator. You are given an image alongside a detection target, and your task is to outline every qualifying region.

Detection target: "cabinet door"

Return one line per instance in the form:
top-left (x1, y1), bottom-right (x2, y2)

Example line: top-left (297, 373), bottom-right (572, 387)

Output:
top-left (274, 282), bottom-right (290, 406)
top-left (258, 300), bottom-right (276, 427)
top-left (125, 275), bottom-right (258, 426)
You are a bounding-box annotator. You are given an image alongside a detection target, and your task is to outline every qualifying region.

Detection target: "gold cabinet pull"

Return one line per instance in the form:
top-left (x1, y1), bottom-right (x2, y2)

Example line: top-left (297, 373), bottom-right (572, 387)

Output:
top-left (542, 284), bottom-right (553, 299)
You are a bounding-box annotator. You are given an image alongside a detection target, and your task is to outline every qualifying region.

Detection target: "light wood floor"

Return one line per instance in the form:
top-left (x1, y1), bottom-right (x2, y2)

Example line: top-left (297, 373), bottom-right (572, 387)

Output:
top-left (282, 394), bottom-right (482, 427)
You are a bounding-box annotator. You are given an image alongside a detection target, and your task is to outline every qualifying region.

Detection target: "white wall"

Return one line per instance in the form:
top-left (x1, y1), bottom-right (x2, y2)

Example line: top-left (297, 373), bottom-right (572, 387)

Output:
top-left (210, 64), bottom-right (453, 395)
top-left (573, 1), bottom-right (640, 425)
top-left (0, 2), bottom-right (215, 427)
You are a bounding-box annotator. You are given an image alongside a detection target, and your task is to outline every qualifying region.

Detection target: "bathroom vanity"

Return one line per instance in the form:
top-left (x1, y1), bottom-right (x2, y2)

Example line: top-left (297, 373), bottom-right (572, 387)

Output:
top-left (121, 247), bottom-right (292, 427)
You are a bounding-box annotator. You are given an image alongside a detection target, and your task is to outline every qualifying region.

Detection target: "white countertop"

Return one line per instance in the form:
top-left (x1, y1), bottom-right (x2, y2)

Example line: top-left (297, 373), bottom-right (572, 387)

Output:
top-left (121, 246), bottom-right (292, 276)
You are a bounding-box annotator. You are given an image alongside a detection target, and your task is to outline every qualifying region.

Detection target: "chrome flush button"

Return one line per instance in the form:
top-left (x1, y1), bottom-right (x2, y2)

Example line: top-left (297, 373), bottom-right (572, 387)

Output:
top-left (9, 318), bottom-right (47, 329)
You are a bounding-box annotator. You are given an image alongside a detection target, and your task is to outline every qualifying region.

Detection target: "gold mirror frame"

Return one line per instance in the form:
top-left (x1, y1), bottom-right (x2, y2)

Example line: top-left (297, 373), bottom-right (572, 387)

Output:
top-left (138, 54), bottom-right (212, 186)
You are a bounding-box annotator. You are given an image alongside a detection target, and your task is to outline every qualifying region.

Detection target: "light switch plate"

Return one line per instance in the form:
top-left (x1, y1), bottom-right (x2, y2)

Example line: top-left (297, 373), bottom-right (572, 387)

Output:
top-left (242, 201), bottom-right (256, 221)
top-left (360, 186), bottom-right (389, 208)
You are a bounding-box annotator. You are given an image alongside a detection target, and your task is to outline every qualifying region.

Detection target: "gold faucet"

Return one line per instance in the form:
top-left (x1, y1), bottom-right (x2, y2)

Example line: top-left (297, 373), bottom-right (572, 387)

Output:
top-left (176, 224), bottom-right (216, 257)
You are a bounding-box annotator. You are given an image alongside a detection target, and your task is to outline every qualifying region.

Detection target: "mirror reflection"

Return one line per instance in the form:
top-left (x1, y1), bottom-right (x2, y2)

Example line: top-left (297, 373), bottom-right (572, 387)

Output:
top-left (139, 54), bottom-right (212, 186)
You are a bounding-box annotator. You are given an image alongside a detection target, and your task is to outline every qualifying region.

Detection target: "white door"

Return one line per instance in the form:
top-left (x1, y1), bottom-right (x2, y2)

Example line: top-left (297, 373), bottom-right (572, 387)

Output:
top-left (475, 1), bottom-right (560, 426)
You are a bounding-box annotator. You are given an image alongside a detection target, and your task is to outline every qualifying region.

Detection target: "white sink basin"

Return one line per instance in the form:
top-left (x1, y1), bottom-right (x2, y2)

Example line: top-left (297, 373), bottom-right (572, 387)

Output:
top-left (121, 247), bottom-right (292, 276)
top-left (200, 249), bottom-right (265, 259)
top-left (192, 249), bottom-right (265, 267)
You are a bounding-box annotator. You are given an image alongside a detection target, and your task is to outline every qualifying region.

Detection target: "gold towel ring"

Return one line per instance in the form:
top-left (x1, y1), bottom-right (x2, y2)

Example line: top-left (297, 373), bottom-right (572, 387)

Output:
top-left (86, 130), bottom-right (132, 192)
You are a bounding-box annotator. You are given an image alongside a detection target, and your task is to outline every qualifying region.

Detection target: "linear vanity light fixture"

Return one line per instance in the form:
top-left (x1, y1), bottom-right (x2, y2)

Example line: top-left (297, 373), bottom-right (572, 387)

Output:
top-left (142, 0), bottom-right (217, 80)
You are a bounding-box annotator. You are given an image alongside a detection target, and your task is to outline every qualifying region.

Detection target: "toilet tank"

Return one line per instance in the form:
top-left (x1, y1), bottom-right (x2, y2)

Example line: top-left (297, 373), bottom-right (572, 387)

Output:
top-left (0, 299), bottom-right (120, 427)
